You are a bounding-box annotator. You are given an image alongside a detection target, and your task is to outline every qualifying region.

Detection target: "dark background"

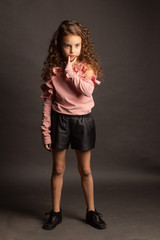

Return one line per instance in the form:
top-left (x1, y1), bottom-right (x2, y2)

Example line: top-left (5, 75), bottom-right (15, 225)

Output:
top-left (0, 0), bottom-right (160, 239)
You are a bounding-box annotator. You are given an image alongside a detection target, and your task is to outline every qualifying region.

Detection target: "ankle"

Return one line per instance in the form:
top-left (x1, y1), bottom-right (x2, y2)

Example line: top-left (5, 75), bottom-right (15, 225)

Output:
top-left (53, 208), bottom-right (61, 213)
top-left (87, 208), bottom-right (95, 212)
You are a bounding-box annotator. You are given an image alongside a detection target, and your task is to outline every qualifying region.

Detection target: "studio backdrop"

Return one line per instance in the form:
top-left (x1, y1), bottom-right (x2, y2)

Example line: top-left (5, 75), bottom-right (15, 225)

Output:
top-left (0, 0), bottom-right (160, 184)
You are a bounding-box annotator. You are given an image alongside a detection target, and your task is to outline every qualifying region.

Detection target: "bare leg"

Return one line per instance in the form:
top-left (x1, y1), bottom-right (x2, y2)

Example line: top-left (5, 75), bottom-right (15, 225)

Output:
top-left (51, 149), bottom-right (66, 212)
top-left (76, 150), bottom-right (95, 211)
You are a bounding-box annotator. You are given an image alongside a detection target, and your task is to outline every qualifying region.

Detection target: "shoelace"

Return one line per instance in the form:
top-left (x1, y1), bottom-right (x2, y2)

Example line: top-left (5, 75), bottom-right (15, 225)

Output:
top-left (96, 211), bottom-right (103, 217)
top-left (45, 210), bottom-right (61, 216)
top-left (93, 211), bottom-right (103, 222)
top-left (45, 210), bottom-right (54, 216)
top-left (44, 210), bottom-right (59, 223)
top-left (94, 210), bottom-right (103, 217)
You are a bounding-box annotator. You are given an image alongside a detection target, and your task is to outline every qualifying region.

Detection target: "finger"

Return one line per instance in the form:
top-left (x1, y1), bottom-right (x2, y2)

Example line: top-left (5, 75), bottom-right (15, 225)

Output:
top-left (45, 144), bottom-right (51, 151)
top-left (49, 144), bottom-right (53, 151)
top-left (71, 57), bottom-right (77, 64)
top-left (68, 55), bottom-right (70, 63)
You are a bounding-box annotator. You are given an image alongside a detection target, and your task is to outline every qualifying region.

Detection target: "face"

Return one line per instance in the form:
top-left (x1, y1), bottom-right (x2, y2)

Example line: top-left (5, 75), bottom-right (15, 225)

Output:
top-left (61, 35), bottom-right (82, 62)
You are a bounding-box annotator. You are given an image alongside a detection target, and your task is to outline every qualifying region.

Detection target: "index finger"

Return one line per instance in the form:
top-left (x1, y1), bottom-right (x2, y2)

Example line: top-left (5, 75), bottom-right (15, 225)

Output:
top-left (68, 55), bottom-right (70, 63)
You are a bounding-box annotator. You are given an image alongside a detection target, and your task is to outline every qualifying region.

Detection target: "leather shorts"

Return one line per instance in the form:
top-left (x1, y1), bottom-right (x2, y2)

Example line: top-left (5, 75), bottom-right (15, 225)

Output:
top-left (51, 111), bottom-right (96, 151)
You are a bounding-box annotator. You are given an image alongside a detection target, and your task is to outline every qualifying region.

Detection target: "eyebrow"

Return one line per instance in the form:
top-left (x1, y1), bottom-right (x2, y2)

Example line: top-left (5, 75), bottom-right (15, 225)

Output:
top-left (63, 42), bottom-right (81, 45)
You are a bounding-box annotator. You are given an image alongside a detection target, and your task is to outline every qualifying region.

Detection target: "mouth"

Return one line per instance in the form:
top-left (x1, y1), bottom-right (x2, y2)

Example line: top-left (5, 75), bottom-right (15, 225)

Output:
top-left (69, 55), bottom-right (77, 62)
top-left (70, 55), bottom-right (76, 58)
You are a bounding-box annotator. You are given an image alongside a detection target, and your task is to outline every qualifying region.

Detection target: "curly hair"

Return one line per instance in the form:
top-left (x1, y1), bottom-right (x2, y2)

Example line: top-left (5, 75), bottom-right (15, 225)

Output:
top-left (41, 20), bottom-right (104, 82)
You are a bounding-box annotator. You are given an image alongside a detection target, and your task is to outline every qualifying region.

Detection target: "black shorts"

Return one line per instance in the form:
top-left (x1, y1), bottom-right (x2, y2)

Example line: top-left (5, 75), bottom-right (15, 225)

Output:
top-left (50, 111), bottom-right (96, 151)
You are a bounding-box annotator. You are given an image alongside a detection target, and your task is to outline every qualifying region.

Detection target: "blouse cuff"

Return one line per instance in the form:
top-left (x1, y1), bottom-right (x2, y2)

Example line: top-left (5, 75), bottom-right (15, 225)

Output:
top-left (42, 135), bottom-right (52, 145)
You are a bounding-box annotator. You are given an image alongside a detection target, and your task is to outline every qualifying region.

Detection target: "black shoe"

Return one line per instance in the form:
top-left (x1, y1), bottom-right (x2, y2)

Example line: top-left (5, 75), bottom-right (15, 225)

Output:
top-left (43, 209), bottom-right (62, 230)
top-left (86, 209), bottom-right (106, 229)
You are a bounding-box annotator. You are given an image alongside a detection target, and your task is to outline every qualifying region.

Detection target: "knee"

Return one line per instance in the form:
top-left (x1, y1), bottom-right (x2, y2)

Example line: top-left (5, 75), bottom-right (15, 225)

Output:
top-left (79, 168), bottom-right (91, 177)
top-left (53, 166), bottom-right (65, 176)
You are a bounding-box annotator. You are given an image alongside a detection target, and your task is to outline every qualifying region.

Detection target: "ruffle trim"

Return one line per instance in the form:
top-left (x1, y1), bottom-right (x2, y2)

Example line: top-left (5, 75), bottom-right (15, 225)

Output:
top-left (91, 76), bottom-right (101, 85)
top-left (73, 63), bottom-right (101, 85)
top-left (40, 80), bottom-right (53, 99)
top-left (52, 64), bottom-right (101, 85)
top-left (72, 63), bottom-right (87, 73)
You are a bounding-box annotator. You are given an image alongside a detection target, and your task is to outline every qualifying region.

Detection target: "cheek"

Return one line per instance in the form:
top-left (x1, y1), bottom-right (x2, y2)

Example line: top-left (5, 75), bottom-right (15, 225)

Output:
top-left (62, 48), bottom-right (68, 57)
top-left (77, 47), bottom-right (82, 55)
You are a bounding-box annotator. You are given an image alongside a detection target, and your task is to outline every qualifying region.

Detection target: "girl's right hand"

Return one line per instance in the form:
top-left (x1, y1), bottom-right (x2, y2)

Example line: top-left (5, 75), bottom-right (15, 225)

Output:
top-left (44, 144), bottom-right (52, 152)
top-left (68, 56), bottom-right (77, 66)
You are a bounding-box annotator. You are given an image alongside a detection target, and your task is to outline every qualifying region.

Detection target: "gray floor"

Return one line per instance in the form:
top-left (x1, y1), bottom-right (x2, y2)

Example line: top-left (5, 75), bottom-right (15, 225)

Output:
top-left (1, 174), bottom-right (160, 240)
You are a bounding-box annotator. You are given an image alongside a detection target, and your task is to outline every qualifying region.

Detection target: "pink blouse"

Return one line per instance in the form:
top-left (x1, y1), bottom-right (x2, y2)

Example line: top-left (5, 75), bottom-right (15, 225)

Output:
top-left (40, 61), bottom-right (101, 145)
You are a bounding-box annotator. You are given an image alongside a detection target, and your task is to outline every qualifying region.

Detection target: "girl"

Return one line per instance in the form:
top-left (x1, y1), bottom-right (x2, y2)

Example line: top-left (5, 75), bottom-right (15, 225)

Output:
top-left (40, 20), bottom-right (106, 230)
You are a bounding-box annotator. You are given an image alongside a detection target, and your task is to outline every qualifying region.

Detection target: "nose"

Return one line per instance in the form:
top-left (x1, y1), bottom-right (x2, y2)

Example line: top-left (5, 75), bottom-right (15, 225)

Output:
top-left (70, 46), bottom-right (74, 54)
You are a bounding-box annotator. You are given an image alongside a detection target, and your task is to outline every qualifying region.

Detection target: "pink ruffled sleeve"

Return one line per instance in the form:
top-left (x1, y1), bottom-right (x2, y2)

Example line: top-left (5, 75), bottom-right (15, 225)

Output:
top-left (65, 62), bottom-right (100, 97)
top-left (40, 80), bottom-right (53, 145)
top-left (40, 80), bottom-right (53, 99)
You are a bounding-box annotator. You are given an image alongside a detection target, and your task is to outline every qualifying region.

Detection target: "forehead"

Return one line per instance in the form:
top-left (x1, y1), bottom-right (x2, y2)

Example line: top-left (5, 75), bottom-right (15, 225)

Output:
top-left (62, 35), bottom-right (82, 43)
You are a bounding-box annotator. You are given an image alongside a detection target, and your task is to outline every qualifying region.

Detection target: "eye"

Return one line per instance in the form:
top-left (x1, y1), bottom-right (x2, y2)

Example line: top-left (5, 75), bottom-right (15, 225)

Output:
top-left (65, 44), bottom-right (70, 48)
top-left (75, 44), bottom-right (80, 47)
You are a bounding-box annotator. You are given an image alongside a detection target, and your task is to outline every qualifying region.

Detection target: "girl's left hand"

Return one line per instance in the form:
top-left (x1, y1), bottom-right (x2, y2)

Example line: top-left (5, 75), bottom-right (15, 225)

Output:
top-left (44, 144), bottom-right (52, 152)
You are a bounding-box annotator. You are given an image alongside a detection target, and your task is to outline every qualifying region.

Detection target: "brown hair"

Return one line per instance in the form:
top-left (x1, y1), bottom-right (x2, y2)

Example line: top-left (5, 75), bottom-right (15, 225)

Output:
top-left (41, 20), bottom-right (103, 82)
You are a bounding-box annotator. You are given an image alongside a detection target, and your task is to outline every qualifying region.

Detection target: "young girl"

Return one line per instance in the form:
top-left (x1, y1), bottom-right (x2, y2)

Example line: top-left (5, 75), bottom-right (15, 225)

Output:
top-left (40, 20), bottom-right (106, 230)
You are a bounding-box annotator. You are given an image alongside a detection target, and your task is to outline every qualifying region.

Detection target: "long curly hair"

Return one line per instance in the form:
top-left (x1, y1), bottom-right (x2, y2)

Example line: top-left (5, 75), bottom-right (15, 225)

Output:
top-left (41, 20), bottom-right (103, 82)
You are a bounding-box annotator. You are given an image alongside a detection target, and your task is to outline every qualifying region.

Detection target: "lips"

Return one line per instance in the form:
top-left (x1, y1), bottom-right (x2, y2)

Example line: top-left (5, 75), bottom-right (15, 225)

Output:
top-left (70, 55), bottom-right (76, 58)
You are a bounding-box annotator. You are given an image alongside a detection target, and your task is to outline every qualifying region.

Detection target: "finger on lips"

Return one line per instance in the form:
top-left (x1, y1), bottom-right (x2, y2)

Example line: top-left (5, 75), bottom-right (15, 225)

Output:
top-left (72, 57), bottom-right (77, 63)
top-left (68, 56), bottom-right (77, 63)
